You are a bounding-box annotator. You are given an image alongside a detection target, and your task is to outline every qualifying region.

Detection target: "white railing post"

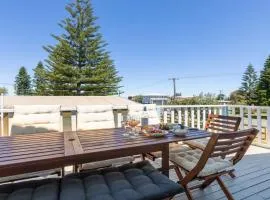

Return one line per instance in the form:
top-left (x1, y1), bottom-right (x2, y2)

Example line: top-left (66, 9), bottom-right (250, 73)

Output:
top-left (184, 108), bottom-right (188, 126)
top-left (240, 107), bottom-right (244, 129)
top-left (171, 109), bottom-right (175, 123)
top-left (163, 109), bottom-right (168, 124)
top-left (178, 109), bottom-right (182, 124)
top-left (257, 108), bottom-right (262, 144)
top-left (203, 108), bottom-right (206, 129)
top-left (267, 108), bottom-right (270, 146)
top-left (191, 108), bottom-right (195, 128)
top-left (213, 108), bottom-right (217, 115)
top-left (219, 107), bottom-right (223, 115)
top-left (0, 93), bottom-right (3, 136)
top-left (197, 107), bottom-right (200, 129)
top-left (231, 107), bottom-right (236, 116)
top-left (248, 107), bottom-right (252, 128)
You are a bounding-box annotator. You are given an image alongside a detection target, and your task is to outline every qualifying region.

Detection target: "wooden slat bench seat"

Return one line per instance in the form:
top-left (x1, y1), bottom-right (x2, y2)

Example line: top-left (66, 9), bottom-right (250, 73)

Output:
top-left (0, 161), bottom-right (184, 200)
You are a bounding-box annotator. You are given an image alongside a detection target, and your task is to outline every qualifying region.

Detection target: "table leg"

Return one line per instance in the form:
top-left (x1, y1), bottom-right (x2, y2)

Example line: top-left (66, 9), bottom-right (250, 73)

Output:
top-left (161, 144), bottom-right (169, 177)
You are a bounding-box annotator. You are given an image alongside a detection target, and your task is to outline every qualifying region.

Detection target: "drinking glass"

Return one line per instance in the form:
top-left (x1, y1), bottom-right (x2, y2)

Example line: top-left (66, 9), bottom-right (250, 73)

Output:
top-left (127, 115), bottom-right (140, 137)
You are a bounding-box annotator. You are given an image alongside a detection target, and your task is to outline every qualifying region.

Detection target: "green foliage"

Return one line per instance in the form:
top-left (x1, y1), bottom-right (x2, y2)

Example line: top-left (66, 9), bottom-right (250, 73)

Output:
top-left (44, 0), bottom-right (121, 96)
top-left (256, 55), bottom-right (270, 106)
top-left (14, 67), bottom-right (32, 95)
top-left (0, 87), bottom-right (8, 95)
top-left (33, 61), bottom-right (48, 95)
top-left (132, 95), bottom-right (143, 103)
top-left (239, 64), bottom-right (258, 105)
top-left (216, 93), bottom-right (225, 100)
top-left (168, 92), bottom-right (218, 105)
top-left (229, 90), bottom-right (246, 105)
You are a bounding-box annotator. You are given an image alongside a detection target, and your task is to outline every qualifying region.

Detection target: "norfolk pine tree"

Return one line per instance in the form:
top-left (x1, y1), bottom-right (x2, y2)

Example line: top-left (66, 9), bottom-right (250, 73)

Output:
top-left (44, 0), bottom-right (121, 96)
top-left (257, 56), bottom-right (270, 106)
top-left (14, 67), bottom-right (32, 95)
top-left (33, 61), bottom-right (48, 95)
top-left (0, 87), bottom-right (8, 95)
top-left (239, 64), bottom-right (258, 105)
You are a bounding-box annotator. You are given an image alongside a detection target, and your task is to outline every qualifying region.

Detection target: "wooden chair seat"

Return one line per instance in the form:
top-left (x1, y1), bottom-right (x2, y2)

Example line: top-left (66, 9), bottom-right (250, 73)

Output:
top-left (170, 148), bottom-right (233, 177)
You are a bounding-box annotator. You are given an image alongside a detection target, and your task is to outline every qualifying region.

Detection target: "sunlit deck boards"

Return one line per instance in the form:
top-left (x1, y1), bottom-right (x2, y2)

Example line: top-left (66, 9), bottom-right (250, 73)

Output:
top-left (170, 145), bottom-right (270, 200)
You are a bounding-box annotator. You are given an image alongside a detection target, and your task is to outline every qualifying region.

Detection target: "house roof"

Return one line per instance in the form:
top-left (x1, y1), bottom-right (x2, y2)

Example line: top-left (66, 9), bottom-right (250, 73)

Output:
top-left (2, 96), bottom-right (138, 109)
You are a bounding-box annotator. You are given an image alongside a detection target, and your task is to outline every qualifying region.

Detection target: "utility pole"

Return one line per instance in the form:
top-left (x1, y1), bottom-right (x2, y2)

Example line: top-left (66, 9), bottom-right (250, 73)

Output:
top-left (169, 78), bottom-right (179, 99)
top-left (219, 90), bottom-right (224, 100)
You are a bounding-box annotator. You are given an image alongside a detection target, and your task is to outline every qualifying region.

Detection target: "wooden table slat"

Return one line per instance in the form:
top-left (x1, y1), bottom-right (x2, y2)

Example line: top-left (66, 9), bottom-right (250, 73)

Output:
top-left (0, 147), bottom-right (64, 159)
top-left (64, 132), bottom-right (83, 156)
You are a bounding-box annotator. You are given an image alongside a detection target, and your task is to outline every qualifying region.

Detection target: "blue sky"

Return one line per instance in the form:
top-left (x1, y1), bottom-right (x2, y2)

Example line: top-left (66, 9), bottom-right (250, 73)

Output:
top-left (0, 0), bottom-right (270, 97)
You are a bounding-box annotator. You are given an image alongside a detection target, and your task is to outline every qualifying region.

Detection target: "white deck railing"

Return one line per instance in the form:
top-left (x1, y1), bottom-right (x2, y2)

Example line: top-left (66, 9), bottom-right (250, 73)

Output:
top-left (157, 105), bottom-right (270, 148)
top-left (1, 102), bottom-right (269, 148)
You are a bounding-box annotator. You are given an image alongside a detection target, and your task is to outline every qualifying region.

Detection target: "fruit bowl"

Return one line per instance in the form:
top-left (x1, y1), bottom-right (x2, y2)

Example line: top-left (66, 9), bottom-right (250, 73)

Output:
top-left (172, 128), bottom-right (188, 136)
top-left (141, 126), bottom-right (167, 137)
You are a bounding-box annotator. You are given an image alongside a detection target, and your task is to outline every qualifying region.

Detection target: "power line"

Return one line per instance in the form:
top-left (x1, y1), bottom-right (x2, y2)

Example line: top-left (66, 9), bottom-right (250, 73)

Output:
top-left (178, 73), bottom-right (241, 79)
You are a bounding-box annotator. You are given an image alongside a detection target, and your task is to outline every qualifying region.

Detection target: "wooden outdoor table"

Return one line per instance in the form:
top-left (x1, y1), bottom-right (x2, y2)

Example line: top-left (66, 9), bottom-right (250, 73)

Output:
top-left (0, 128), bottom-right (210, 178)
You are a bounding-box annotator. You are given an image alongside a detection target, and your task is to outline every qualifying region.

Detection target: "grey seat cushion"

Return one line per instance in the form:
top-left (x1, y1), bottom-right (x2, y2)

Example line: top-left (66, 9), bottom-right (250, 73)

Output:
top-left (0, 179), bottom-right (59, 200)
top-left (61, 161), bottom-right (183, 200)
top-left (151, 143), bottom-right (192, 158)
top-left (183, 138), bottom-right (210, 150)
top-left (0, 161), bottom-right (183, 200)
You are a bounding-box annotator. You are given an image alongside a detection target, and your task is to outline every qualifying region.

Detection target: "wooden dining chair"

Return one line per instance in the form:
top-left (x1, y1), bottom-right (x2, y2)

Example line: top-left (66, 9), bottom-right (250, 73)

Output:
top-left (184, 114), bottom-right (241, 150)
top-left (170, 128), bottom-right (258, 200)
top-left (143, 114), bottom-right (241, 162)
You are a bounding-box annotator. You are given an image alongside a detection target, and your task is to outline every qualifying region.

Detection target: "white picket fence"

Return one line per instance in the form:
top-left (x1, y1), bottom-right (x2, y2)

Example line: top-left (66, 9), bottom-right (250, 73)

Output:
top-left (157, 105), bottom-right (270, 147)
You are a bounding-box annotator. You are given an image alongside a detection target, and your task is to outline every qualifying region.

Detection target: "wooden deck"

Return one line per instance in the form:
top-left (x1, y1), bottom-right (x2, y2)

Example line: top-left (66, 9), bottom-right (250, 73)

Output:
top-left (167, 145), bottom-right (270, 200)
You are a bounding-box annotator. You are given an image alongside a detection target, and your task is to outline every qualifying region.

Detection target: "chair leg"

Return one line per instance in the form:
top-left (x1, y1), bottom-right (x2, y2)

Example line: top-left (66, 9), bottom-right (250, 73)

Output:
top-left (61, 167), bottom-right (65, 176)
top-left (173, 166), bottom-right (193, 200)
top-left (141, 153), bottom-right (146, 161)
top-left (183, 185), bottom-right (193, 200)
top-left (200, 177), bottom-right (216, 189)
top-left (216, 176), bottom-right (234, 200)
top-left (228, 171), bottom-right (236, 178)
top-left (174, 166), bottom-right (184, 181)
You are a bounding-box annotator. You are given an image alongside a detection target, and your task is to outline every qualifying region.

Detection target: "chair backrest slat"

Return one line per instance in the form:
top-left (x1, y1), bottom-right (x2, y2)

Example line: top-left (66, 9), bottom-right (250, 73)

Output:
top-left (216, 137), bottom-right (248, 145)
top-left (209, 122), bottom-right (237, 132)
top-left (211, 147), bottom-right (243, 158)
top-left (205, 114), bottom-right (241, 133)
top-left (214, 141), bottom-right (246, 152)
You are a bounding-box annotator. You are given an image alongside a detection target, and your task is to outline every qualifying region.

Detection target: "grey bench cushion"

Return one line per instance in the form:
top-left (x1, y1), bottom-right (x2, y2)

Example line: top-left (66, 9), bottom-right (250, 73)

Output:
top-left (61, 161), bottom-right (182, 200)
top-left (0, 161), bottom-right (183, 200)
top-left (0, 179), bottom-right (59, 200)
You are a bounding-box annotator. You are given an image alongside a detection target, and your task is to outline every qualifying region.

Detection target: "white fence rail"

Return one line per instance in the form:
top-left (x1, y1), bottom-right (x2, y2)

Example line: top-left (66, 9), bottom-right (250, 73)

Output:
top-left (1, 102), bottom-right (270, 148)
top-left (157, 105), bottom-right (270, 148)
